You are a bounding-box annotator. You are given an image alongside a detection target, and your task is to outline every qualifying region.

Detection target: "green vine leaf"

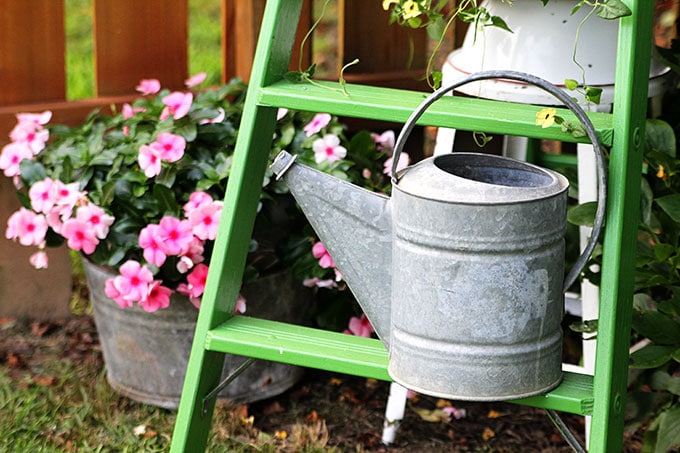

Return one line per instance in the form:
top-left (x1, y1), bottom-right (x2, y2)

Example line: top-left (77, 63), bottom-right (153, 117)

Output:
top-left (283, 71), bottom-right (305, 83)
top-left (585, 86), bottom-right (602, 104)
top-left (489, 15), bottom-right (513, 34)
top-left (656, 194), bottom-right (680, 223)
top-left (564, 79), bottom-right (579, 91)
top-left (630, 344), bottom-right (677, 369)
top-left (596, 0), bottom-right (632, 20)
top-left (567, 201), bottom-right (597, 227)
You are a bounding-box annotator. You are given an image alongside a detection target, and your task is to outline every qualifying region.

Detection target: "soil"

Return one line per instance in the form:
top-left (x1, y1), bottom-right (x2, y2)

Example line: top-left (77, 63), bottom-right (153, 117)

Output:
top-left (0, 315), bottom-right (645, 452)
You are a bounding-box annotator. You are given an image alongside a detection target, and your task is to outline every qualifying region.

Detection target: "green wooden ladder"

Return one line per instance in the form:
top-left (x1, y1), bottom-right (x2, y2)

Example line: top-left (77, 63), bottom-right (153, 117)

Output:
top-left (171, 1), bottom-right (653, 451)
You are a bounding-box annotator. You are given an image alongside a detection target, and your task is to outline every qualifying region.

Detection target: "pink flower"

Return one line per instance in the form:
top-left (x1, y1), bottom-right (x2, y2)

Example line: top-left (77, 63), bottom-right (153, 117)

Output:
top-left (276, 108), bottom-right (289, 121)
top-left (302, 277), bottom-right (337, 288)
top-left (312, 241), bottom-right (335, 268)
top-left (176, 237), bottom-right (205, 272)
top-left (9, 122), bottom-right (49, 154)
top-left (150, 132), bottom-right (186, 163)
top-left (0, 142), bottom-right (33, 177)
top-left (140, 281), bottom-right (173, 312)
top-left (234, 294), bottom-right (247, 313)
top-left (304, 113), bottom-right (331, 136)
top-left (185, 72), bottom-right (207, 88)
top-left (51, 181), bottom-right (82, 210)
top-left (5, 208), bottom-right (48, 246)
top-left (383, 152), bottom-right (410, 175)
top-left (312, 134), bottom-right (347, 164)
top-left (442, 406), bottom-right (467, 420)
top-left (108, 260), bottom-right (154, 305)
top-left (371, 130), bottom-right (395, 153)
top-left (29, 250), bottom-right (49, 269)
top-left (187, 201), bottom-right (222, 240)
top-left (344, 314), bottom-right (374, 338)
top-left (28, 177), bottom-right (57, 213)
top-left (138, 144), bottom-right (162, 177)
top-left (199, 107), bottom-right (225, 125)
top-left (75, 203), bottom-right (114, 239)
top-left (183, 191), bottom-right (213, 214)
top-left (178, 263), bottom-right (209, 307)
top-left (157, 216), bottom-right (194, 256)
top-left (105, 278), bottom-right (130, 308)
top-left (122, 103), bottom-right (146, 119)
top-left (136, 78), bottom-right (161, 95)
top-left (160, 91), bottom-right (193, 120)
top-left (61, 218), bottom-right (99, 254)
top-left (138, 224), bottom-right (167, 267)
top-left (15, 111), bottom-right (52, 126)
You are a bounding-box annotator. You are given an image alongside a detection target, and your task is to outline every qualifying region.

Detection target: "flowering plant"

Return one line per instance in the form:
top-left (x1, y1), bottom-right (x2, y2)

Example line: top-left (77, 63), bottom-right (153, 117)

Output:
top-left (2, 74), bottom-right (407, 331)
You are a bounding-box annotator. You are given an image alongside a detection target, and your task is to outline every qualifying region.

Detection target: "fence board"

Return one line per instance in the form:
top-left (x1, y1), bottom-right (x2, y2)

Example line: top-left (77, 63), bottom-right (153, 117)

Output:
top-left (0, 0), bottom-right (66, 105)
top-left (93, 0), bottom-right (188, 96)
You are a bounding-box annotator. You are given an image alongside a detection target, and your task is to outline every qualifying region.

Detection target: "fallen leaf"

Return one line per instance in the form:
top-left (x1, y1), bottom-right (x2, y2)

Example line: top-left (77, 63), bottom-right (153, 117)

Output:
top-left (144, 429), bottom-right (158, 439)
top-left (329, 377), bottom-right (343, 386)
top-left (6, 352), bottom-right (25, 369)
top-left (0, 317), bottom-right (16, 329)
top-left (412, 407), bottom-right (450, 423)
top-left (482, 427), bottom-right (495, 441)
top-left (339, 388), bottom-right (359, 404)
top-left (31, 321), bottom-right (53, 337)
top-left (305, 410), bottom-right (320, 423)
top-left (132, 425), bottom-right (147, 436)
top-left (232, 404), bottom-right (248, 419)
top-left (241, 415), bottom-right (254, 426)
top-left (436, 399), bottom-right (453, 408)
top-left (487, 409), bottom-right (504, 419)
top-left (274, 430), bottom-right (288, 440)
top-left (34, 375), bottom-right (58, 387)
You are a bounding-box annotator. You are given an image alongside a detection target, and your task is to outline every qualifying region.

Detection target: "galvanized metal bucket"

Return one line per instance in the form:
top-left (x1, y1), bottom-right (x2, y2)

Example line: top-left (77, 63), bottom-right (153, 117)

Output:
top-left (83, 259), bottom-right (309, 409)
top-left (386, 70), bottom-right (607, 400)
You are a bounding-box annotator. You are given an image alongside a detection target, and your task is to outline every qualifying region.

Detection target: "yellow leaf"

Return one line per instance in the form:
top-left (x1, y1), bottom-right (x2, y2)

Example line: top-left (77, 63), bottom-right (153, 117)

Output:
top-left (482, 427), bottom-right (495, 441)
top-left (487, 409), bottom-right (502, 419)
top-left (436, 398), bottom-right (453, 408)
top-left (274, 430), bottom-right (288, 440)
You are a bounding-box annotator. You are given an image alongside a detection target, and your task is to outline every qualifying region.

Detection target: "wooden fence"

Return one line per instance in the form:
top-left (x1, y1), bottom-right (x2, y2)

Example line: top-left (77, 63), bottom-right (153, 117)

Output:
top-left (0, 0), bottom-right (432, 319)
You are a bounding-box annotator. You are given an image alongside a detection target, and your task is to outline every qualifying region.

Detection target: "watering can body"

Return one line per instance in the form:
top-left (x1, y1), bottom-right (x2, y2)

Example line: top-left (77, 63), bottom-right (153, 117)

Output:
top-left (270, 70), bottom-right (606, 401)
top-left (272, 151), bottom-right (568, 400)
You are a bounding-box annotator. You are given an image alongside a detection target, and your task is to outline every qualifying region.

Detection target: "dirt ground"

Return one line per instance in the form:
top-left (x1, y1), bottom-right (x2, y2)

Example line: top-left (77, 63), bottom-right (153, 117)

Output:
top-left (0, 315), bottom-right (645, 452)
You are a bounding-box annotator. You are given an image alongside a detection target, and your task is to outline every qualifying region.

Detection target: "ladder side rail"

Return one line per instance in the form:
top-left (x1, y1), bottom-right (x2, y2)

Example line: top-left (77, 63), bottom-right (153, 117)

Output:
top-left (170, 0), bottom-right (303, 450)
top-left (588, 1), bottom-right (654, 451)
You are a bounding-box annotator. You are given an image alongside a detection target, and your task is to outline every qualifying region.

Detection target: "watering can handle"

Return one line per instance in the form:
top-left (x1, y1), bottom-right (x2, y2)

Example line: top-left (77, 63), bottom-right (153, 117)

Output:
top-left (391, 70), bottom-right (607, 292)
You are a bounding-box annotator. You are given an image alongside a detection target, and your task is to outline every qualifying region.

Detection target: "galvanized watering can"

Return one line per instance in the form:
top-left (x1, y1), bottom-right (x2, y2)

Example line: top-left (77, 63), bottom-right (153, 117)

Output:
top-left (270, 70), bottom-right (606, 401)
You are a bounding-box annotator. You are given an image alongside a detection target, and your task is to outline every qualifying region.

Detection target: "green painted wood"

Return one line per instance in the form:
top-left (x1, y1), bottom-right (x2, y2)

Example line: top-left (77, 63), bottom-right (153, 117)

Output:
top-left (206, 316), bottom-right (594, 416)
top-left (170, 0), bottom-right (304, 451)
top-left (258, 80), bottom-right (615, 146)
top-left (206, 316), bottom-right (391, 381)
top-left (588, 1), bottom-right (653, 452)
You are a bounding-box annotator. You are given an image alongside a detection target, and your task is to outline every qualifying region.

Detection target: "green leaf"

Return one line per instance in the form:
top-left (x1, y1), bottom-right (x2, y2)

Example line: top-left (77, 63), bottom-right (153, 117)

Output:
top-left (653, 243), bottom-right (675, 262)
top-left (632, 309), bottom-right (680, 345)
top-left (656, 194), bottom-right (680, 223)
top-left (656, 406), bottom-right (680, 453)
top-left (489, 15), bottom-right (512, 34)
top-left (18, 160), bottom-right (47, 185)
top-left (585, 86), bottom-right (602, 105)
top-left (283, 71), bottom-right (304, 83)
top-left (645, 119), bottom-right (676, 158)
top-left (567, 202), bottom-right (597, 227)
top-left (596, 0), bottom-right (632, 20)
top-left (629, 344), bottom-right (676, 369)
top-left (152, 184), bottom-right (177, 216)
top-left (564, 79), bottom-right (579, 91)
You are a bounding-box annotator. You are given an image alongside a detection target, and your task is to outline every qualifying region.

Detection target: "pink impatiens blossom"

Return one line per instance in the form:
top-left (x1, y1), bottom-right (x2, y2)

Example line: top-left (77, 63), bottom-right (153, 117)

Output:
top-left (122, 103), bottom-right (146, 119)
top-left (157, 216), bottom-right (194, 256)
top-left (177, 263), bottom-right (209, 307)
top-left (140, 281), bottom-right (173, 312)
top-left (276, 108), bottom-right (289, 121)
top-left (0, 142), bottom-right (33, 177)
top-left (199, 107), bottom-right (225, 125)
top-left (138, 144), bottom-right (163, 177)
top-left (304, 113), bottom-right (331, 136)
top-left (51, 180), bottom-right (83, 211)
top-left (302, 277), bottom-right (337, 288)
top-left (75, 203), bottom-right (114, 239)
top-left (312, 134), bottom-right (347, 164)
top-left (28, 177), bottom-right (57, 213)
top-left (176, 237), bottom-right (205, 273)
top-left (138, 224), bottom-right (167, 267)
top-left (106, 260), bottom-right (154, 306)
top-left (383, 151), bottom-right (410, 175)
top-left (183, 191), bottom-right (213, 214)
top-left (187, 201), bottom-right (222, 240)
top-left (15, 110), bottom-right (52, 126)
top-left (371, 130), bottom-right (395, 153)
top-left (184, 72), bottom-right (207, 88)
top-left (29, 250), bottom-right (49, 269)
top-left (61, 218), bottom-right (99, 254)
top-left (6, 208), bottom-right (48, 246)
top-left (344, 314), bottom-right (375, 338)
top-left (150, 132), bottom-right (186, 163)
top-left (135, 78), bottom-right (161, 95)
top-left (160, 91), bottom-right (193, 120)
top-left (234, 294), bottom-right (247, 314)
top-left (312, 241), bottom-right (336, 269)
top-left (9, 122), bottom-right (49, 154)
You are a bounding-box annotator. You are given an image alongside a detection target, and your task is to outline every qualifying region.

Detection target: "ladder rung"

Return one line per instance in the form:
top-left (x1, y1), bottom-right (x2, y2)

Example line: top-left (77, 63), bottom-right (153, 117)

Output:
top-left (257, 80), bottom-right (614, 146)
top-left (206, 316), bottom-right (391, 381)
top-left (207, 316), bottom-right (593, 415)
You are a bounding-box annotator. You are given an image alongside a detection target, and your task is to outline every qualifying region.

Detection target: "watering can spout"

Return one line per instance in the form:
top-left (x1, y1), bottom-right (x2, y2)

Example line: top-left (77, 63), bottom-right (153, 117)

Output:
top-left (270, 151), bottom-right (393, 345)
